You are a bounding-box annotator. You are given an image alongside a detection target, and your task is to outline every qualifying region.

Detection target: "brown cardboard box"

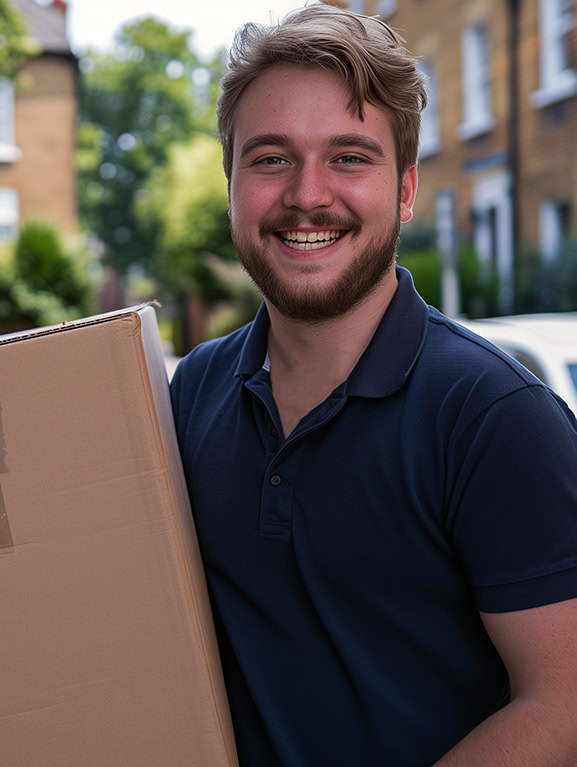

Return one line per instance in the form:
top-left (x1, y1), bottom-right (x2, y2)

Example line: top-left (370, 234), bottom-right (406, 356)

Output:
top-left (0, 304), bottom-right (238, 767)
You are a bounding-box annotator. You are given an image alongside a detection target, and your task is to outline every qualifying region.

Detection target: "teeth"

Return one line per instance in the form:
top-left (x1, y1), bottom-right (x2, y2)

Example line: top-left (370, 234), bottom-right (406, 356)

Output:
top-left (279, 235), bottom-right (343, 251)
top-left (280, 230), bottom-right (343, 243)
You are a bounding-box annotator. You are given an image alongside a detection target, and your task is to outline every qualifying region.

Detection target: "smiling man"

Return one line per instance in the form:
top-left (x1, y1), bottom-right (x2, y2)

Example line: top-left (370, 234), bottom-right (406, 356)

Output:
top-left (170, 6), bottom-right (577, 766)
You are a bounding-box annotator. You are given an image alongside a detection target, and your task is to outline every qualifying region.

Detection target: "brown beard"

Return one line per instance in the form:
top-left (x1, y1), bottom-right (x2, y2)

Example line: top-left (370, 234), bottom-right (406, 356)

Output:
top-left (231, 211), bottom-right (401, 323)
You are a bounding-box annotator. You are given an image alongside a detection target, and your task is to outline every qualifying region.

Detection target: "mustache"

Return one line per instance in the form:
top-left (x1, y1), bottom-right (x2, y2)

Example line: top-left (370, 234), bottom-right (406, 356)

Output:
top-left (259, 212), bottom-right (362, 237)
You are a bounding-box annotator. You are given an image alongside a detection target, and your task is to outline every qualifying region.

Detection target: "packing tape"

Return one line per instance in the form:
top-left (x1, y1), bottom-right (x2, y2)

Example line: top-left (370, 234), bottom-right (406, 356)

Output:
top-left (0, 486), bottom-right (13, 549)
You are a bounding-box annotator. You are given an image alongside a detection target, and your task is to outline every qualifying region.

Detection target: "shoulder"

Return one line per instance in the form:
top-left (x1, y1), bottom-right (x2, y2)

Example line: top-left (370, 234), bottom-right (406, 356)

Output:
top-left (177, 322), bottom-right (252, 381)
top-left (170, 322), bottom-right (253, 418)
top-left (416, 306), bottom-right (572, 425)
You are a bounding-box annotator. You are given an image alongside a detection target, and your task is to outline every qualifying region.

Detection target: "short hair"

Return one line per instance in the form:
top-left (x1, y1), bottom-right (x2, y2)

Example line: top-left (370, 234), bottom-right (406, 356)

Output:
top-left (217, 4), bottom-right (428, 181)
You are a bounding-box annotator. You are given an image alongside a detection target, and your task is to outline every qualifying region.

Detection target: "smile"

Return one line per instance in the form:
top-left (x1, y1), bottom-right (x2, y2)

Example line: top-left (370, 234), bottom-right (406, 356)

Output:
top-left (277, 230), bottom-right (346, 251)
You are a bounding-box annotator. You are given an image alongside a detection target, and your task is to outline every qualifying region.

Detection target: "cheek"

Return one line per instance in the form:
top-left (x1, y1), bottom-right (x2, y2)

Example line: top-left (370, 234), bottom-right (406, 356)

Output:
top-left (231, 177), bottom-right (282, 224)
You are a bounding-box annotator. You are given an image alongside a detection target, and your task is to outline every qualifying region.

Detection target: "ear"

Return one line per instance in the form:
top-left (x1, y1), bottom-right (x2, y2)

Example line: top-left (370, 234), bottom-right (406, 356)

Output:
top-left (399, 165), bottom-right (418, 223)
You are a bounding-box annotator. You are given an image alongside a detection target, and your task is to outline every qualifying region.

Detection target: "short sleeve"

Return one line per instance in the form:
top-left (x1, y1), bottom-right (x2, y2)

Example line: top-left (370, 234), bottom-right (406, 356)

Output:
top-left (446, 385), bottom-right (577, 613)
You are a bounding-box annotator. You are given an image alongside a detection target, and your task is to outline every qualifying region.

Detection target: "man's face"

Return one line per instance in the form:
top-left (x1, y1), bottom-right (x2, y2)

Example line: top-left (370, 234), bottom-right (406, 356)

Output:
top-left (229, 65), bottom-right (417, 322)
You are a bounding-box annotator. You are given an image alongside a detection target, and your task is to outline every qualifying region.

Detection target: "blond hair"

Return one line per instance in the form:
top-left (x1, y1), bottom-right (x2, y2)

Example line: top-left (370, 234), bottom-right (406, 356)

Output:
top-left (218, 4), bottom-right (427, 180)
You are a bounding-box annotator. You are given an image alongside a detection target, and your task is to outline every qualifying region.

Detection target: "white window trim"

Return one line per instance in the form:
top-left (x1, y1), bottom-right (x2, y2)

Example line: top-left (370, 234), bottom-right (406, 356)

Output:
top-left (458, 25), bottom-right (494, 142)
top-left (0, 78), bottom-right (20, 164)
top-left (457, 113), bottom-right (495, 141)
top-left (0, 187), bottom-right (19, 242)
top-left (539, 200), bottom-right (566, 262)
top-left (418, 60), bottom-right (441, 159)
top-left (0, 144), bottom-right (21, 163)
top-left (532, 0), bottom-right (577, 108)
top-left (532, 71), bottom-right (577, 108)
top-left (472, 172), bottom-right (514, 314)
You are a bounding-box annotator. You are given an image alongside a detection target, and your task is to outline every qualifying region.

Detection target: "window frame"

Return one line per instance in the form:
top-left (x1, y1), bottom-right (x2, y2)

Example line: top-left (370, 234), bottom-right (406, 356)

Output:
top-left (457, 24), bottom-right (495, 141)
top-left (0, 78), bottom-right (21, 163)
top-left (532, 0), bottom-right (577, 108)
top-left (0, 187), bottom-right (19, 242)
top-left (417, 58), bottom-right (441, 159)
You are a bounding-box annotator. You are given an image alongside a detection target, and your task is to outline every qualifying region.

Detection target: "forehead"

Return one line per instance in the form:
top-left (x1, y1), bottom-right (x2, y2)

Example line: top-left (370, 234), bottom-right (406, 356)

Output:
top-left (233, 65), bottom-right (394, 155)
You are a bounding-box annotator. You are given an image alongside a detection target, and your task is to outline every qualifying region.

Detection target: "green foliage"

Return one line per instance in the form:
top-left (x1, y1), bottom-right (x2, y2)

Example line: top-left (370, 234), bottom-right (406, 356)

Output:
top-left (11, 220), bottom-right (96, 321)
top-left (458, 243), bottom-right (500, 318)
top-left (397, 222), bottom-right (437, 256)
top-left (396, 230), bottom-right (501, 317)
top-left (397, 248), bottom-right (442, 308)
top-left (77, 18), bottom-right (225, 274)
top-left (0, 0), bottom-right (39, 80)
top-left (515, 241), bottom-right (577, 313)
top-left (137, 134), bottom-right (235, 301)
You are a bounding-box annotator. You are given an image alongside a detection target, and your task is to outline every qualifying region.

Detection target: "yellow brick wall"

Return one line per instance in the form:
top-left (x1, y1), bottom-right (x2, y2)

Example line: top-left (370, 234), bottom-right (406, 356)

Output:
top-left (0, 55), bottom-right (78, 232)
top-left (325, 0), bottom-right (577, 251)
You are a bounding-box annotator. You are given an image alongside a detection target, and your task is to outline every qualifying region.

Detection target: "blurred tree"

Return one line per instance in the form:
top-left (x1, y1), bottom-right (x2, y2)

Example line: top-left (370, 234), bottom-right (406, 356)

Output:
top-left (137, 134), bottom-right (241, 351)
top-left (0, 0), bottom-right (39, 80)
top-left (77, 18), bottom-right (225, 277)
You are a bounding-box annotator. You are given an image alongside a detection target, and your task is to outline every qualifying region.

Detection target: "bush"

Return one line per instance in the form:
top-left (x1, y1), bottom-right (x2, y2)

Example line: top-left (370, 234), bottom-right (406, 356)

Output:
top-left (458, 243), bottom-right (500, 318)
top-left (397, 248), bottom-right (442, 308)
top-left (515, 241), bottom-right (577, 313)
top-left (13, 220), bottom-right (96, 317)
top-left (0, 220), bottom-right (98, 334)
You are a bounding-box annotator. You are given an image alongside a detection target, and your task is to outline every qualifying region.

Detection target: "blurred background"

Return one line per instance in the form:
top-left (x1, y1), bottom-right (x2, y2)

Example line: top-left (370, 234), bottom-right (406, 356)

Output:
top-left (0, 0), bottom-right (576, 360)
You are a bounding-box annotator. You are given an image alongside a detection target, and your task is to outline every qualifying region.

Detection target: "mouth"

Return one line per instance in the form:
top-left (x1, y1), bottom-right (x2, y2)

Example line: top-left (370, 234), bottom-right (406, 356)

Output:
top-left (276, 230), bottom-right (347, 252)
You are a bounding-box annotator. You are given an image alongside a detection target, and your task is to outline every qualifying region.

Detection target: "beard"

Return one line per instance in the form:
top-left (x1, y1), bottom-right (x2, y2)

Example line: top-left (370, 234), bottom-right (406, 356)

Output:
top-left (230, 210), bottom-right (401, 323)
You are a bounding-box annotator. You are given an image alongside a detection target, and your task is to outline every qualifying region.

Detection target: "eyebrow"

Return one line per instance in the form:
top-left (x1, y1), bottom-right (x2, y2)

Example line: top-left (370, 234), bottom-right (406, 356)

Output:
top-left (328, 134), bottom-right (385, 157)
top-left (239, 134), bottom-right (291, 158)
top-left (238, 133), bottom-right (386, 158)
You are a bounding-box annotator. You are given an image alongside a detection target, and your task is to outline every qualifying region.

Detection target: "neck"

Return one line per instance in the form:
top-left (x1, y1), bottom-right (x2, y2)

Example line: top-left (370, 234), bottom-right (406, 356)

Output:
top-left (266, 270), bottom-right (398, 384)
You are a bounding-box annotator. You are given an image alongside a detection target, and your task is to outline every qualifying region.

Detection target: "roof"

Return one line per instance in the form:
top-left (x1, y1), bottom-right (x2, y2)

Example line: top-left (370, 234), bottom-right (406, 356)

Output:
top-left (11, 0), bottom-right (71, 56)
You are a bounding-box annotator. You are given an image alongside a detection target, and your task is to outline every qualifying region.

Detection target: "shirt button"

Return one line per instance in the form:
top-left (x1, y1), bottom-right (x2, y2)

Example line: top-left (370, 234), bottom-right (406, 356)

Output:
top-left (270, 427), bottom-right (278, 438)
top-left (270, 474), bottom-right (282, 487)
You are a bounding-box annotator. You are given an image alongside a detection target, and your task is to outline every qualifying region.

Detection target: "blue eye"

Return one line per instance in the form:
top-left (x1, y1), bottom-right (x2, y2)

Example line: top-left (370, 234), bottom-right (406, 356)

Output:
top-left (336, 155), bottom-right (364, 164)
top-left (258, 156), bottom-right (288, 165)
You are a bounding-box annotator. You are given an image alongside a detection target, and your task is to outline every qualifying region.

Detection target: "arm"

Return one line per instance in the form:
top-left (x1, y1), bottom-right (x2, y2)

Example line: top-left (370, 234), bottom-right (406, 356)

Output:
top-left (434, 598), bottom-right (577, 766)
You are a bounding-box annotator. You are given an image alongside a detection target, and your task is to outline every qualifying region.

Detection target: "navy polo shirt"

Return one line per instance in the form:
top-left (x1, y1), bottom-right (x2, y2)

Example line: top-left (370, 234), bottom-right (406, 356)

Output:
top-left (171, 267), bottom-right (577, 767)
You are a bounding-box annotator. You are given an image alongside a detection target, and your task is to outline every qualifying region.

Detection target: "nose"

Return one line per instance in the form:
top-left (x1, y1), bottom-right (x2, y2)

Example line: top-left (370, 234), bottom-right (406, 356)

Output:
top-left (282, 161), bottom-right (335, 211)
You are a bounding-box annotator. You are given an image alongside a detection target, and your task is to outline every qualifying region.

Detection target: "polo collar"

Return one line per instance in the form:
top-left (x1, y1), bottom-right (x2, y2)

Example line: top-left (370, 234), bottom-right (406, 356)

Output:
top-left (235, 266), bottom-right (429, 399)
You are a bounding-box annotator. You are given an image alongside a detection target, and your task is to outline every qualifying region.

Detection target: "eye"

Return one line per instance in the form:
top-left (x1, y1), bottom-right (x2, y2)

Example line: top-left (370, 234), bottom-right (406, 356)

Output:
top-left (335, 155), bottom-right (365, 165)
top-left (256, 156), bottom-right (289, 166)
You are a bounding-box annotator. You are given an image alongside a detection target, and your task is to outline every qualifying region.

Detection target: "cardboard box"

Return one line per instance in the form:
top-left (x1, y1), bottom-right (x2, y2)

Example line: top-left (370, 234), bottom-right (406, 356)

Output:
top-left (0, 305), bottom-right (238, 767)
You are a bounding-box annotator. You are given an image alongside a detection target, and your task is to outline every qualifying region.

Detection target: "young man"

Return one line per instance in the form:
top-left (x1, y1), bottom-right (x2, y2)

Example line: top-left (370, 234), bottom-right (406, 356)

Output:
top-left (171, 6), bottom-right (577, 765)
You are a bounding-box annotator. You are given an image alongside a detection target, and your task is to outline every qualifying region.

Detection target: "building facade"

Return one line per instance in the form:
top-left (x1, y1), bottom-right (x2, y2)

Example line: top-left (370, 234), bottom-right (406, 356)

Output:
top-left (0, 0), bottom-right (77, 242)
top-left (326, 0), bottom-right (577, 313)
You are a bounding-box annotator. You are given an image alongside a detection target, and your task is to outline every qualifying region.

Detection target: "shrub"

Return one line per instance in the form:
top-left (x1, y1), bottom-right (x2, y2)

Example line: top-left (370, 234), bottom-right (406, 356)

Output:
top-left (458, 243), bottom-right (500, 318)
top-left (515, 241), bottom-right (577, 314)
top-left (13, 220), bottom-right (96, 317)
top-left (397, 248), bottom-right (442, 308)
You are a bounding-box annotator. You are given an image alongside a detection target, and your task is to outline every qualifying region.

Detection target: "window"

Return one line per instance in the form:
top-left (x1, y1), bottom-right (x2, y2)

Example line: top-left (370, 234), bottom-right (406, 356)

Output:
top-left (458, 25), bottom-right (494, 140)
top-left (418, 59), bottom-right (441, 158)
top-left (0, 188), bottom-right (19, 242)
top-left (0, 78), bottom-right (20, 163)
top-left (533, 0), bottom-right (577, 107)
top-left (539, 200), bottom-right (571, 261)
top-left (0, 78), bottom-right (14, 146)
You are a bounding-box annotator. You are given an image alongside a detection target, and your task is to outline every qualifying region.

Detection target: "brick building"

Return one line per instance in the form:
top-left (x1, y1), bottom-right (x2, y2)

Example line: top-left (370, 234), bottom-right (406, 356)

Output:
top-left (326, 0), bottom-right (577, 312)
top-left (0, 0), bottom-right (77, 241)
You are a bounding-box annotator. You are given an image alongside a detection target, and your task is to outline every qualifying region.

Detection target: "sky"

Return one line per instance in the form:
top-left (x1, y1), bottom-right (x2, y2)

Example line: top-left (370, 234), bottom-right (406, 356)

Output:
top-left (68, 0), bottom-right (320, 62)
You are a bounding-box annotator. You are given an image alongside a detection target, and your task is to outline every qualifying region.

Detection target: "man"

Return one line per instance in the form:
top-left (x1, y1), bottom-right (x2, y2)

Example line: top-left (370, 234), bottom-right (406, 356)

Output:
top-left (171, 6), bottom-right (577, 765)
